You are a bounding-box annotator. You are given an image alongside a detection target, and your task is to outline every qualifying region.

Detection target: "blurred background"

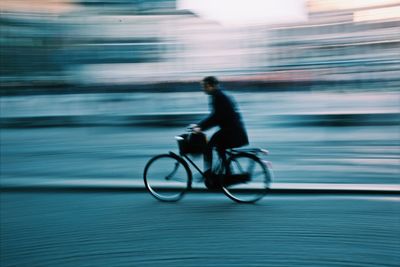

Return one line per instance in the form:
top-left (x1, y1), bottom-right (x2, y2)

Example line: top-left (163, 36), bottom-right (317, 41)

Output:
top-left (1, 0), bottom-right (399, 186)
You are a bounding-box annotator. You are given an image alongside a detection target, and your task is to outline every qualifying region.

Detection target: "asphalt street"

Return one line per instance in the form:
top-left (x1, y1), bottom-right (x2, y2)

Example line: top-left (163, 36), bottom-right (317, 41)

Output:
top-left (1, 91), bottom-right (399, 187)
top-left (1, 124), bottom-right (399, 187)
top-left (1, 192), bottom-right (399, 267)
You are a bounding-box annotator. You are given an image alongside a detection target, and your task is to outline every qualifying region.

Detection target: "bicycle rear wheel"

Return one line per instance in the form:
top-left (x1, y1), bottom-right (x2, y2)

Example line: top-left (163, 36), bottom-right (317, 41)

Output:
top-left (222, 153), bottom-right (271, 203)
top-left (143, 154), bottom-right (191, 202)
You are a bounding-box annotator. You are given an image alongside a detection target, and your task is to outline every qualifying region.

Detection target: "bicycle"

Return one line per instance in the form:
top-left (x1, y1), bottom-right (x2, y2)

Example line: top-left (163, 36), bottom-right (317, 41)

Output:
top-left (143, 129), bottom-right (274, 203)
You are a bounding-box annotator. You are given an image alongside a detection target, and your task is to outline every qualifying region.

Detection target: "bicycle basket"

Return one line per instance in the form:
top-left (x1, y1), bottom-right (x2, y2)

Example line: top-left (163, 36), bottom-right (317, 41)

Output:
top-left (177, 132), bottom-right (207, 155)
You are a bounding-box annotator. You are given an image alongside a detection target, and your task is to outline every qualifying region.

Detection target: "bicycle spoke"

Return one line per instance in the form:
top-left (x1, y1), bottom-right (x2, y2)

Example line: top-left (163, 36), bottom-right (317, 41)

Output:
top-left (246, 160), bottom-right (256, 175)
top-left (168, 176), bottom-right (187, 182)
top-left (165, 162), bottom-right (180, 180)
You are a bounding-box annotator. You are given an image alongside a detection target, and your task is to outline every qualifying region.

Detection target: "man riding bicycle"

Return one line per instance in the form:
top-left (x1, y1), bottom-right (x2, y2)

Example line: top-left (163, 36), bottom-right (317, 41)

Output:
top-left (144, 76), bottom-right (271, 202)
top-left (191, 76), bottom-right (249, 188)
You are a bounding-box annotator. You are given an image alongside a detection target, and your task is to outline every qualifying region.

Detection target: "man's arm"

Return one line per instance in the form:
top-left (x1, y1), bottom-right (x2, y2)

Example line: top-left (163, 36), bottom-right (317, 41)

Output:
top-left (198, 112), bottom-right (218, 131)
top-left (198, 91), bottom-right (234, 131)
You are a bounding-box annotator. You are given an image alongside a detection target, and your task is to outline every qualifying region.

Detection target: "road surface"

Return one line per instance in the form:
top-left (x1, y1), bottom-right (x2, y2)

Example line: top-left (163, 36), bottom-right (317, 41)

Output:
top-left (1, 192), bottom-right (399, 267)
top-left (1, 91), bottom-right (399, 187)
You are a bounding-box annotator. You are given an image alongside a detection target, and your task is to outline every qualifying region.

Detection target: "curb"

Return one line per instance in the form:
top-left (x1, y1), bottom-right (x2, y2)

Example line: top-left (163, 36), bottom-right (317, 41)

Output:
top-left (2, 180), bottom-right (399, 195)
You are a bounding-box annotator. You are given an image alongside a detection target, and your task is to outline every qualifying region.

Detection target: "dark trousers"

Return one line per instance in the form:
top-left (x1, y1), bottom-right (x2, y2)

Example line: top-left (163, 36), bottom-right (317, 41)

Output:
top-left (203, 130), bottom-right (227, 172)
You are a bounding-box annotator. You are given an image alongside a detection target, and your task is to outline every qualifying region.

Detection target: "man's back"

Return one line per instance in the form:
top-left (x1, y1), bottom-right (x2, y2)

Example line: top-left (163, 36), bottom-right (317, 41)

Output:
top-left (199, 88), bottom-right (248, 149)
top-left (211, 89), bottom-right (244, 130)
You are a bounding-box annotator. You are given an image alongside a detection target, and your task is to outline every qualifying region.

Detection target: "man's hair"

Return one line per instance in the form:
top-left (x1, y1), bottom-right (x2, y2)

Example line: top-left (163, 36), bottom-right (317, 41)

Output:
top-left (203, 76), bottom-right (219, 87)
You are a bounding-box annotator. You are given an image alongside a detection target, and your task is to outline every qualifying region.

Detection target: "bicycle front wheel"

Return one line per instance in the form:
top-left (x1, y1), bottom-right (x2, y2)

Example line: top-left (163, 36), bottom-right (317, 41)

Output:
top-left (143, 154), bottom-right (191, 202)
top-left (222, 153), bottom-right (271, 203)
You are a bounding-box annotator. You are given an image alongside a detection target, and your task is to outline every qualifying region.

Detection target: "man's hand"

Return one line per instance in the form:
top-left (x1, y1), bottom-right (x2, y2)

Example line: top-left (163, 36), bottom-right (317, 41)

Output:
top-left (188, 124), bottom-right (202, 133)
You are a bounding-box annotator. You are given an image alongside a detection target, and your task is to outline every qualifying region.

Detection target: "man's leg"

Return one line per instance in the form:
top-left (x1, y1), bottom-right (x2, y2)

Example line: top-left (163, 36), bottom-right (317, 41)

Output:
top-left (216, 147), bottom-right (227, 174)
top-left (203, 131), bottom-right (224, 186)
top-left (203, 132), bottom-right (217, 172)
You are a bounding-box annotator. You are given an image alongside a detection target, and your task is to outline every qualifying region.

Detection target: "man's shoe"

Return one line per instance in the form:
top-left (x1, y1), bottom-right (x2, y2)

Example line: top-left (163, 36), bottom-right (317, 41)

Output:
top-left (223, 173), bottom-right (250, 187)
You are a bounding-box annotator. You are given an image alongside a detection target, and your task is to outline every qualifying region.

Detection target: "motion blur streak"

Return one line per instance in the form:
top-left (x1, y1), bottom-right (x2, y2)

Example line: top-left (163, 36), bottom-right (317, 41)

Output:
top-left (1, 1), bottom-right (399, 267)
top-left (1, 0), bottom-right (399, 85)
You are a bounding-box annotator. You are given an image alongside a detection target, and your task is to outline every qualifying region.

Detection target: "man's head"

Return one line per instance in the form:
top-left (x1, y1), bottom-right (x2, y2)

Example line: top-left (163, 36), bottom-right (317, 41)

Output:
top-left (201, 76), bottom-right (219, 95)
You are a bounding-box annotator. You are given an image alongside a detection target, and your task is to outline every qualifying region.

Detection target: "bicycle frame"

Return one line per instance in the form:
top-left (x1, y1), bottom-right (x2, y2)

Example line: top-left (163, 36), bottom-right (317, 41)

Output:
top-left (172, 133), bottom-right (271, 184)
top-left (169, 151), bottom-right (205, 178)
top-left (169, 148), bottom-right (255, 181)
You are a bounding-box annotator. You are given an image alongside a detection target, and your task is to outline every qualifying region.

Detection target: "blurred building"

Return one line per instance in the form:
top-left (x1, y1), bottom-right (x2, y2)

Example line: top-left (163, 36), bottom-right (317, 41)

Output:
top-left (268, 0), bottom-right (400, 88)
top-left (0, 0), bottom-right (399, 89)
top-left (59, 0), bottom-right (270, 85)
top-left (0, 11), bottom-right (64, 86)
top-left (0, 0), bottom-right (271, 87)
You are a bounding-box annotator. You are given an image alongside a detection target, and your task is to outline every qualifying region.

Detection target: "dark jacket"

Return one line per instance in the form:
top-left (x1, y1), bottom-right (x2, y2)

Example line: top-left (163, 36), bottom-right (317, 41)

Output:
top-left (198, 89), bottom-right (249, 149)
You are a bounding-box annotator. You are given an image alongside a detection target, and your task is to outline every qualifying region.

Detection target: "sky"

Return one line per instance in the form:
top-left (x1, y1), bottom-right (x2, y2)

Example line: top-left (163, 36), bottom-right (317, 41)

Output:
top-left (177, 0), bottom-right (308, 26)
